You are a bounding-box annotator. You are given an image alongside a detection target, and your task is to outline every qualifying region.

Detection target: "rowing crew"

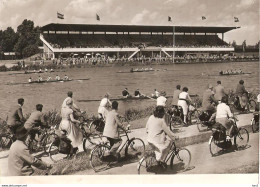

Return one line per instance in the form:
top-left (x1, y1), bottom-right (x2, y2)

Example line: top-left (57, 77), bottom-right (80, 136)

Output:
top-left (25, 68), bottom-right (54, 73)
top-left (28, 75), bottom-right (70, 83)
top-left (122, 88), bottom-right (164, 99)
top-left (219, 69), bottom-right (243, 75)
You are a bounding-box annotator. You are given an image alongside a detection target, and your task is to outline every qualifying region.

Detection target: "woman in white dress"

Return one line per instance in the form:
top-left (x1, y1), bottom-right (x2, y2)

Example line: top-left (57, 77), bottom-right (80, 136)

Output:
top-left (59, 98), bottom-right (83, 150)
top-left (177, 87), bottom-right (192, 125)
top-left (146, 106), bottom-right (177, 169)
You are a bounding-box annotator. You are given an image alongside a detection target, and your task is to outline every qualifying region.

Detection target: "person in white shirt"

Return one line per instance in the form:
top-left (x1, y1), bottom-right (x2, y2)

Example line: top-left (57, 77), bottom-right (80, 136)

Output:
top-left (46, 76), bottom-right (52, 81)
top-left (157, 91), bottom-right (167, 107)
top-left (178, 87), bottom-right (192, 125)
top-left (216, 96), bottom-right (233, 138)
top-left (28, 77), bottom-right (32, 83)
top-left (55, 75), bottom-right (60, 81)
top-left (103, 101), bottom-right (126, 160)
top-left (146, 106), bottom-right (176, 169)
top-left (98, 93), bottom-right (112, 120)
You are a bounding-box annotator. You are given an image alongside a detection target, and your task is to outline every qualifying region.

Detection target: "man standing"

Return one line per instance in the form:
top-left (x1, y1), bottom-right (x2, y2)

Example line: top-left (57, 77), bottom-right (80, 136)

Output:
top-left (8, 98), bottom-right (26, 135)
top-left (8, 126), bottom-right (51, 176)
top-left (213, 81), bottom-right (227, 102)
top-left (172, 85), bottom-right (181, 106)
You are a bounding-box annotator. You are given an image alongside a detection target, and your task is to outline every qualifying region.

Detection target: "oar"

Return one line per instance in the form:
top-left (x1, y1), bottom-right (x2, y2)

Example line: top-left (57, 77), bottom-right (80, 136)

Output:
top-left (141, 94), bottom-right (156, 101)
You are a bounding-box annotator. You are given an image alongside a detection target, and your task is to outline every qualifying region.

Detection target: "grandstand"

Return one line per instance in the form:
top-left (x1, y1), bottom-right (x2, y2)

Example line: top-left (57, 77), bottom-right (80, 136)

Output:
top-left (40, 23), bottom-right (239, 60)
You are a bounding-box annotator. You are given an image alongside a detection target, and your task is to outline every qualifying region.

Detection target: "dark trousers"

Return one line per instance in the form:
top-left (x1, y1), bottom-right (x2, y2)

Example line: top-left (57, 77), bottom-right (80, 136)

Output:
top-left (107, 137), bottom-right (122, 155)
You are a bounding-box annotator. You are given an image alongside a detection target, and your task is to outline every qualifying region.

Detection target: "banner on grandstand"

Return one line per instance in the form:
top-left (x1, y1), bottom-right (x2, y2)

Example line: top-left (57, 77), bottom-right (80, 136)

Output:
top-left (168, 16), bottom-right (172, 22)
top-left (202, 16), bottom-right (206, 20)
top-left (234, 17), bottom-right (239, 22)
top-left (96, 14), bottom-right (100, 21)
top-left (57, 12), bottom-right (64, 19)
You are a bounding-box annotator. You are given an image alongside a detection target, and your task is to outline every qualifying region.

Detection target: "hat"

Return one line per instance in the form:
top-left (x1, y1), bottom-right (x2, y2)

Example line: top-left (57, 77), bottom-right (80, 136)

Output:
top-left (160, 91), bottom-right (166, 96)
top-left (105, 92), bottom-right (110, 97)
top-left (208, 84), bottom-right (213, 89)
top-left (15, 126), bottom-right (29, 139)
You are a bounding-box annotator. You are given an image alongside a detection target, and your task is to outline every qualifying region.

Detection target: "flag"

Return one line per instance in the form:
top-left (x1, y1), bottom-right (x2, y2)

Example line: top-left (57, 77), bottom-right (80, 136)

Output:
top-left (202, 16), bottom-right (206, 20)
top-left (168, 16), bottom-right (172, 22)
top-left (234, 17), bottom-right (239, 22)
top-left (57, 12), bottom-right (64, 19)
top-left (96, 14), bottom-right (100, 21)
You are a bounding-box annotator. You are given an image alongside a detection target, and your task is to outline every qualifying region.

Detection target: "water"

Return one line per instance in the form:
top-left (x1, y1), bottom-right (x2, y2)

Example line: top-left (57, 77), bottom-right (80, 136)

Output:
top-left (0, 61), bottom-right (259, 119)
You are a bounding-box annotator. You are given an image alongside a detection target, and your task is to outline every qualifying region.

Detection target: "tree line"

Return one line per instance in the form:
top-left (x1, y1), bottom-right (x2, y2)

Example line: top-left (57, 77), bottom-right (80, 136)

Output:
top-left (0, 19), bottom-right (42, 59)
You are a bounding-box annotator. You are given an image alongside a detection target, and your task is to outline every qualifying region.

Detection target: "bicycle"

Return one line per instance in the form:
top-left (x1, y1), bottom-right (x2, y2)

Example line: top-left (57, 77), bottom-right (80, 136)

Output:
top-left (137, 141), bottom-right (191, 174)
top-left (196, 110), bottom-right (216, 132)
top-left (251, 112), bottom-right (259, 133)
top-left (229, 92), bottom-right (256, 113)
top-left (0, 119), bottom-right (16, 151)
top-left (49, 121), bottom-right (102, 162)
top-left (89, 126), bottom-right (145, 172)
top-left (209, 116), bottom-right (249, 157)
top-left (28, 125), bottom-right (58, 154)
top-left (167, 103), bottom-right (200, 132)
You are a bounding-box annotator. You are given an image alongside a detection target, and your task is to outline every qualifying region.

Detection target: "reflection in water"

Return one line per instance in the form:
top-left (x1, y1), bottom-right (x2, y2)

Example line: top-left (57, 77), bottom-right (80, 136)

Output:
top-left (0, 62), bottom-right (258, 118)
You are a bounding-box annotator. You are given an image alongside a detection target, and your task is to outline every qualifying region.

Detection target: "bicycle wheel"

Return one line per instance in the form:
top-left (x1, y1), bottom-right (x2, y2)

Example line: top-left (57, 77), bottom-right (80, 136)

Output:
top-left (251, 118), bottom-right (259, 133)
top-left (209, 136), bottom-right (222, 157)
top-left (125, 138), bottom-right (145, 160)
top-left (49, 140), bottom-right (69, 162)
top-left (170, 148), bottom-right (191, 172)
top-left (234, 128), bottom-right (249, 149)
top-left (137, 155), bottom-right (157, 175)
top-left (90, 144), bottom-right (111, 172)
top-left (189, 110), bottom-right (201, 125)
top-left (0, 135), bottom-right (13, 150)
top-left (83, 134), bottom-right (103, 153)
top-left (170, 116), bottom-right (184, 131)
top-left (249, 100), bottom-right (256, 112)
top-left (43, 133), bottom-right (58, 153)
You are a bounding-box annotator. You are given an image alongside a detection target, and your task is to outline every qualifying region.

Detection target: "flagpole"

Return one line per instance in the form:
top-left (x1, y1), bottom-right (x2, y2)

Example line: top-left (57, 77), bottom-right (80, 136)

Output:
top-left (172, 24), bottom-right (175, 63)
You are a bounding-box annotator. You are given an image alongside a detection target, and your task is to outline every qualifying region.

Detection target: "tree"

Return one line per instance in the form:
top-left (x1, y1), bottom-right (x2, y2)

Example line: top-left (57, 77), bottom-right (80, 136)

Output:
top-left (14, 19), bottom-right (41, 57)
top-left (255, 41), bottom-right (259, 49)
top-left (0, 27), bottom-right (18, 52)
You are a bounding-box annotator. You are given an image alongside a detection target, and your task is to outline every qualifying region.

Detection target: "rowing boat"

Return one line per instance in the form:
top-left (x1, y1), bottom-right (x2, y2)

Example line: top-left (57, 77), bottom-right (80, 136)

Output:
top-left (77, 94), bottom-right (198, 102)
top-left (219, 72), bottom-right (252, 76)
top-left (6, 78), bottom-right (90, 85)
top-left (8, 70), bottom-right (64, 75)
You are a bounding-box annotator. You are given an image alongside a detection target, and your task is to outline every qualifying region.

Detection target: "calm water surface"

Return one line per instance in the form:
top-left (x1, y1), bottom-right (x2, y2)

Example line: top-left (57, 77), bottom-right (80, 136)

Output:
top-left (0, 61), bottom-right (259, 119)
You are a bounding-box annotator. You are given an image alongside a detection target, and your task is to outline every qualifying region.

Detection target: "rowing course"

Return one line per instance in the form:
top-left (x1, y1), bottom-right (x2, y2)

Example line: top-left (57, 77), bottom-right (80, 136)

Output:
top-left (0, 61), bottom-right (258, 119)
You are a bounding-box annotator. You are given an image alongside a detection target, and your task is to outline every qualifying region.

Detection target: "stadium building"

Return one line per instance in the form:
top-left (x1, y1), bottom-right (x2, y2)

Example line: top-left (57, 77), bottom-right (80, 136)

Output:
top-left (40, 23), bottom-right (239, 60)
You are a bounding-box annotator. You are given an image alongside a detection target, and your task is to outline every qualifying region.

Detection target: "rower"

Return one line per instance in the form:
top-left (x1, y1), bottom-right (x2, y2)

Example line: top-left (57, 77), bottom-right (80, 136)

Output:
top-left (50, 69), bottom-right (54, 72)
top-left (63, 75), bottom-right (69, 81)
top-left (46, 76), bottom-right (52, 81)
top-left (28, 77), bottom-right (32, 83)
top-left (38, 69), bottom-right (42, 73)
top-left (45, 68), bottom-right (48, 72)
top-left (134, 89), bottom-right (142, 97)
top-left (55, 75), bottom-right (60, 81)
top-left (122, 88), bottom-right (130, 98)
top-left (152, 89), bottom-right (160, 98)
top-left (38, 76), bottom-right (43, 82)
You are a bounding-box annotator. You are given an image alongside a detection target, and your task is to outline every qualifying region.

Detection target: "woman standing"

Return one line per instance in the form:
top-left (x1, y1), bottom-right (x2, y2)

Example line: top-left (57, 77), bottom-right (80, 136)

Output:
top-left (59, 98), bottom-right (83, 152)
top-left (178, 87), bottom-right (192, 125)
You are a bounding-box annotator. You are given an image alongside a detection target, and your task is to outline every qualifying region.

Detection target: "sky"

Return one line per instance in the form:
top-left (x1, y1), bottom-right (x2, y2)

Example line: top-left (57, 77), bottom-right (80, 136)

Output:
top-left (0, 0), bottom-right (259, 45)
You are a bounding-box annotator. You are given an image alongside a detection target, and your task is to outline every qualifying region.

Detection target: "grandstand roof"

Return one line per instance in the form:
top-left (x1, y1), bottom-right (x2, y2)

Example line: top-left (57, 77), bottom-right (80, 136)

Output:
top-left (41, 23), bottom-right (239, 33)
